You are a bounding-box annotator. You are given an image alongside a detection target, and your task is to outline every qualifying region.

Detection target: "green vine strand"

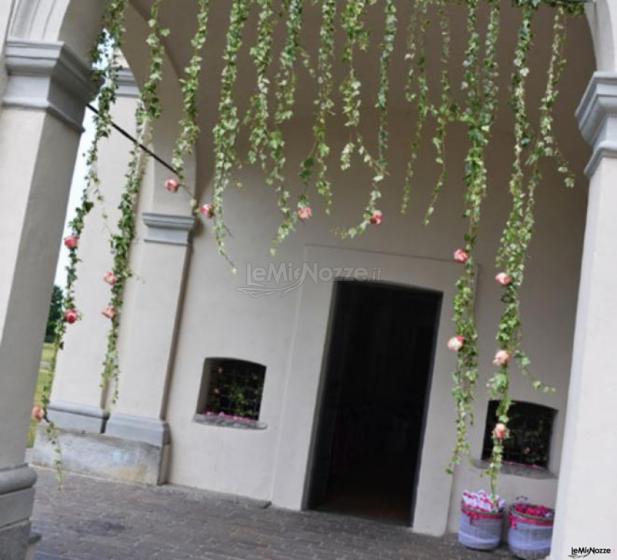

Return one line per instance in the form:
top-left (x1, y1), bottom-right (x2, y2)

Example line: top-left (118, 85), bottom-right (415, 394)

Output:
top-left (170, 0), bottom-right (211, 207)
top-left (401, 0), bottom-right (430, 214)
top-left (212, 0), bottom-right (251, 268)
top-left (299, 0), bottom-right (337, 213)
top-left (486, 4), bottom-right (572, 494)
top-left (424, 0), bottom-right (454, 224)
top-left (449, 0), bottom-right (501, 474)
top-left (344, 0), bottom-right (397, 238)
top-left (101, 0), bottom-right (167, 403)
top-left (268, 0), bottom-right (305, 253)
top-left (245, 0), bottom-right (275, 170)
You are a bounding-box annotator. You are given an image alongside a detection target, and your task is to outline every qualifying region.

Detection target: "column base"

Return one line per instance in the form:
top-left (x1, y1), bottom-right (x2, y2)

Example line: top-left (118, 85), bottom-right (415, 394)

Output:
top-left (0, 464), bottom-right (37, 560)
top-left (48, 401), bottom-right (109, 434)
top-left (0, 521), bottom-right (30, 560)
top-left (31, 425), bottom-right (170, 485)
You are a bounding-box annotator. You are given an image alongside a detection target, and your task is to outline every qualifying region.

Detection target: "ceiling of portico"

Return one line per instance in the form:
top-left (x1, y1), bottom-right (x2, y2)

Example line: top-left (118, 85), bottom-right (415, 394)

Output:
top-left (126, 0), bottom-right (594, 176)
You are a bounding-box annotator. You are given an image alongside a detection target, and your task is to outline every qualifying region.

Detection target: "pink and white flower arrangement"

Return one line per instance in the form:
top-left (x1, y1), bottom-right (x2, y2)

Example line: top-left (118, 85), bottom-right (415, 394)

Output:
top-left (103, 271), bottom-right (118, 286)
top-left (369, 210), bottom-right (383, 225)
top-left (454, 248), bottom-right (469, 264)
top-left (495, 272), bottom-right (512, 286)
top-left (493, 350), bottom-right (512, 367)
top-left (64, 309), bottom-right (78, 324)
top-left (31, 405), bottom-right (45, 423)
top-left (448, 336), bottom-right (465, 352)
top-left (462, 490), bottom-right (506, 513)
top-left (199, 203), bottom-right (215, 219)
top-left (102, 306), bottom-right (116, 320)
top-left (165, 178), bottom-right (180, 193)
top-left (493, 422), bottom-right (508, 440)
top-left (64, 235), bottom-right (79, 250)
top-left (297, 206), bottom-right (312, 221)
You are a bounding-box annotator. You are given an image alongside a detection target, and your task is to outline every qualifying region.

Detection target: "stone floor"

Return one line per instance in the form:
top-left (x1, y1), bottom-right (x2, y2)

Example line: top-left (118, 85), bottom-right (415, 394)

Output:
top-left (32, 468), bottom-right (506, 560)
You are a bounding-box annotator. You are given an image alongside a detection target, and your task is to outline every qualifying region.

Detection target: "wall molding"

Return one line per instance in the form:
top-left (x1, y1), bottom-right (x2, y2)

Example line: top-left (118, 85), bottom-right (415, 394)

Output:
top-left (3, 39), bottom-right (95, 132)
top-left (576, 72), bottom-right (617, 176)
top-left (117, 68), bottom-right (139, 98)
top-left (143, 212), bottom-right (196, 247)
top-left (48, 400), bottom-right (109, 434)
top-left (106, 413), bottom-right (171, 447)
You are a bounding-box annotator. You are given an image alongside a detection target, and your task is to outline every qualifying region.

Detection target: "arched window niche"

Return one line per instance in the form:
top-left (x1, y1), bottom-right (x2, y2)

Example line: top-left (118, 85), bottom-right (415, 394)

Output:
top-left (194, 358), bottom-right (268, 430)
top-left (480, 400), bottom-right (557, 475)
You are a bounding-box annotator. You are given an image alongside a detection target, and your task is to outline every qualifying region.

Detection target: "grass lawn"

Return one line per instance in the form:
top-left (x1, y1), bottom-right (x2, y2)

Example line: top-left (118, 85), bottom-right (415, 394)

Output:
top-left (28, 342), bottom-right (55, 447)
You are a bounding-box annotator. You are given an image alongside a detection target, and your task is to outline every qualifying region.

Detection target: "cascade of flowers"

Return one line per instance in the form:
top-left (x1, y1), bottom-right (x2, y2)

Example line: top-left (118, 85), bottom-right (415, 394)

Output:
top-left (50, 0), bottom-right (585, 489)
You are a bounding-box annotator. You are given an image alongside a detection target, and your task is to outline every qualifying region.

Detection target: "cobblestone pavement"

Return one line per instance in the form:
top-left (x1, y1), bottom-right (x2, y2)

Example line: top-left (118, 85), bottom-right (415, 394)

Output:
top-left (32, 468), bottom-right (506, 560)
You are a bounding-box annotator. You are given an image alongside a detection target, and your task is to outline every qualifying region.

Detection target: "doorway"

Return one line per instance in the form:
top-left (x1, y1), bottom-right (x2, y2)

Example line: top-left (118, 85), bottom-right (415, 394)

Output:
top-left (307, 280), bottom-right (442, 525)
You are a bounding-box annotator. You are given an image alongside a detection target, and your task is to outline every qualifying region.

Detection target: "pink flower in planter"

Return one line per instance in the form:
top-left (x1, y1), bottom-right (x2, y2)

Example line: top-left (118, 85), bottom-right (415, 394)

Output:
top-left (454, 249), bottom-right (469, 264)
top-left (103, 271), bottom-right (118, 286)
top-left (102, 306), bottom-right (116, 320)
top-left (495, 272), bottom-right (512, 286)
top-left (493, 350), bottom-right (512, 367)
top-left (31, 405), bottom-right (45, 423)
top-left (199, 203), bottom-right (215, 219)
top-left (369, 210), bottom-right (383, 225)
top-left (493, 422), bottom-right (507, 440)
top-left (297, 206), bottom-right (312, 221)
top-left (64, 235), bottom-right (79, 250)
top-left (448, 336), bottom-right (465, 352)
top-left (165, 178), bottom-right (180, 193)
top-left (64, 309), bottom-right (78, 324)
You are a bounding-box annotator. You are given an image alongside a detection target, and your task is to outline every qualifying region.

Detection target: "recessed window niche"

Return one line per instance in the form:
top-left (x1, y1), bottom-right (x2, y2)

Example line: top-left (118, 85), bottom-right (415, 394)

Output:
top-left (481, 400), bottom-right (556, 470)
top-left (194, 358), bottom-right (267, 430)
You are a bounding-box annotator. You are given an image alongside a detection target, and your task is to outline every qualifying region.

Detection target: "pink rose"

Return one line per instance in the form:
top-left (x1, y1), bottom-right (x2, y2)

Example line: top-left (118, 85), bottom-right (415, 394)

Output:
top-left (64, 309), bottom-right (78, 324)
top-left (103, 271), bottom-right (118, 286)
top-left (495, 272), bottom-right (512, 286)
top-left (493, 350), bottom-right (512, 367)
top-left (102, 306), bottom-right (116, 320)
top-left (297, 206), bottom-right (312, 221)
top-left (448, 336), bottom-right (465, 352)
top-left (31, 405), bottom-right (45, 423)
top-left (64, 235), bottom-right (79, 250)
top-left (199, 204), bottom-right (215, 219)
top-left (493, 423), bottom-right (507, 440)
top-left (369, 210), bottom-right (383, 225)
top-left (454, 249), bottom-right (469, 264)
top-left (165, 178), bottom-right (180, 193)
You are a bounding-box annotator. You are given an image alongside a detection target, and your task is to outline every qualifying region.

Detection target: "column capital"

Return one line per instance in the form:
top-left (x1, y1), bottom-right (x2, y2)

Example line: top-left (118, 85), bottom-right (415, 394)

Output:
top-left (577, 72), bottom-right (617, 177)
top-left (3, 39), bottom-right (95, 132)
top-left (143, 212), bottom-right (197, 247)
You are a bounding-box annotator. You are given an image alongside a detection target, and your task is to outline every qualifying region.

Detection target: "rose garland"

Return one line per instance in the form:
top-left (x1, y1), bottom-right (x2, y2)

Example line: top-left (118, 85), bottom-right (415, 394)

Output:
top-left (486, 3), bottom-right (572, 494)
top-left (101, 0), bottom-right (167, 403)
top-left (53, 0), bottom-right (585, 491)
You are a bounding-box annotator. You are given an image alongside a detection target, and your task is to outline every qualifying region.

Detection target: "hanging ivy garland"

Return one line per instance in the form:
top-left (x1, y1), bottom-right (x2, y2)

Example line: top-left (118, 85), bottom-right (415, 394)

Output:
top-left (101, 0), bottom-right (168, 403)
top-left (47, 0), bottom-right (586, 491)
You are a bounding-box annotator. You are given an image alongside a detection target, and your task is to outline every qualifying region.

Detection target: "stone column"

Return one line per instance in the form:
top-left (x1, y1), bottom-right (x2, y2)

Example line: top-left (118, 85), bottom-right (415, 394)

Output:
top-left (0, 38), bottom-right (94, 557)
top-left (550, 73), bottom-right (617, 557)
top-left (104, 212), bottom-right (195, 482)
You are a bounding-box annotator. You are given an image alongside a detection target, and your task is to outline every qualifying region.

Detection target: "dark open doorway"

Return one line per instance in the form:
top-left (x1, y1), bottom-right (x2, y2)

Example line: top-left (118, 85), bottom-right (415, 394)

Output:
top-left (306, 280), bottom-right (442, 526)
